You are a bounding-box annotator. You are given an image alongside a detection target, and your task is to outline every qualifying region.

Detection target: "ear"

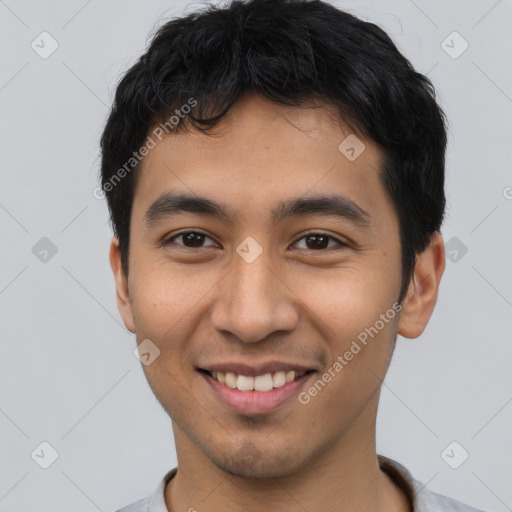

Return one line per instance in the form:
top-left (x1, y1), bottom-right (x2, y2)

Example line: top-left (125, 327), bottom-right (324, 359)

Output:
top-left (109, 238), bottom-right (136, 333)
top-left (397, 232), bottom-right (445, 339)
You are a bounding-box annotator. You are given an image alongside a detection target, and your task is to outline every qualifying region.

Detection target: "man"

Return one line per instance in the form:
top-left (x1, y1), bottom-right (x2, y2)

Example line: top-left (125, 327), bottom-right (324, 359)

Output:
top-left (100, 0), bottom-right (485, 510)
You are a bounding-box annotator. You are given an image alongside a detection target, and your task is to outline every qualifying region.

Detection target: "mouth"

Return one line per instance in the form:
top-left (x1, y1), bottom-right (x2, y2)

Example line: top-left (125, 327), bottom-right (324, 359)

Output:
top-left (198, 368), bottom-right (315, 391)
top-left (197, 367), bottom-right (316, 415)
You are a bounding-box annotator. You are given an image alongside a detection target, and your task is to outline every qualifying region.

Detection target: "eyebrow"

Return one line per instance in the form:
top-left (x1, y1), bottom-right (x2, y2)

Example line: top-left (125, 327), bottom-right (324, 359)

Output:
top-left (144, 192), bottom-right (371, 228)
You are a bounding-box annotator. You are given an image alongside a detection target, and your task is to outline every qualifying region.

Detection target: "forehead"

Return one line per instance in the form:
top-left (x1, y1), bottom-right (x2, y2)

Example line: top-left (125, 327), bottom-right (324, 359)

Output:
top-left (132, 93), bottom-right (396, 230)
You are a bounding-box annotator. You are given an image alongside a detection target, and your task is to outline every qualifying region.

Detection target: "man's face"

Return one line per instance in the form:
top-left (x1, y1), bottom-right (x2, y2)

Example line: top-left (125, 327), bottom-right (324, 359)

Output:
top-left (113, 93), bottom-right (407, 478)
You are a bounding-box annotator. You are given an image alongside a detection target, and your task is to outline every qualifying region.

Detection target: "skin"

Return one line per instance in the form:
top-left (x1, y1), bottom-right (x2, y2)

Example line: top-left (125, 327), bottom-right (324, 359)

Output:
top-left (110, 92), bottom-right (445, 512)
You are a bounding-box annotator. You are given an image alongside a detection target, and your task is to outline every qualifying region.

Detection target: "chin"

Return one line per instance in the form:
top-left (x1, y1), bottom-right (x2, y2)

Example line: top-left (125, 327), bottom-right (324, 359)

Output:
top-left (206, 440), bottom-right (308, 479)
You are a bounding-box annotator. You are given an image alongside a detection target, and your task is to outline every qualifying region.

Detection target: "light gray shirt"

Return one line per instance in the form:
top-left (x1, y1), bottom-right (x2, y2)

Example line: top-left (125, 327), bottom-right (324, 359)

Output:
top-left (115, 455), bottom-right (486, 511)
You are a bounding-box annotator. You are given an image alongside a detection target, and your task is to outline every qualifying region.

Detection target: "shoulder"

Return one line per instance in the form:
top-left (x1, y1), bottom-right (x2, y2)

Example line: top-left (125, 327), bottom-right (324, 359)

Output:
top-left (378, 454), bottom-right (486, 512)
top-left (115, 497), bottom-right (149, 512)
top-left (412, 480), bottom-right (486, 512)
top-left (114, 467), bottom-right (177, 512)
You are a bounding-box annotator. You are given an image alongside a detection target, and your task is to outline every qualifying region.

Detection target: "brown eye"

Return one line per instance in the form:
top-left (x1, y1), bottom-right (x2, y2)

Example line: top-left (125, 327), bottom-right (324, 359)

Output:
top-left (293, 233), bottom-right (346, 251)
top-left (163, 231), bottom-right (216, 248)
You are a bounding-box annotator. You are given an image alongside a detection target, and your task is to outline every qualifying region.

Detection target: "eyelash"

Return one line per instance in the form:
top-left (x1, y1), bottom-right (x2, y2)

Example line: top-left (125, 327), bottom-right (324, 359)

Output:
top-left (161, 231), bottom-right (347, 251)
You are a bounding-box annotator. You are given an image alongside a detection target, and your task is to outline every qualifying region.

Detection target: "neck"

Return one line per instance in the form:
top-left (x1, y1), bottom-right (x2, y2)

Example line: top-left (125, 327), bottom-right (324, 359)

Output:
top-left (165, 404), bottom-right (409, 511)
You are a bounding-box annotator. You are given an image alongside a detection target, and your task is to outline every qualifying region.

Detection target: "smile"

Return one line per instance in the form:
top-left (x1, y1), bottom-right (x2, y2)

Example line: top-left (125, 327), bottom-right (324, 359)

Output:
top-left (201, 369), bottom-right (313, 391)
top-left (198, 368), bottom-right (316, 415)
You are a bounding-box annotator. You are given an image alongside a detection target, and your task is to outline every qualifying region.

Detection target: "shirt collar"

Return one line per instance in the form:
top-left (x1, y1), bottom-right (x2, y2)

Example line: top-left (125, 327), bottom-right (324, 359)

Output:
top-left (377, 454), bottom-right (418, 510)
top-left (149, 456), bottom-right (422, 512)
top-left (148, 467), bottom-right (177, 512)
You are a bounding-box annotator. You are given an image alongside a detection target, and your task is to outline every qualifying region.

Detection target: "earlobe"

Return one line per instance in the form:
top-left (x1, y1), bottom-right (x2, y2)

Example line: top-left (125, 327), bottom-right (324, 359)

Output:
top-left (397, 232), bottom-right (445, 339)
top-left (109, 238), bottom-right (136, 333)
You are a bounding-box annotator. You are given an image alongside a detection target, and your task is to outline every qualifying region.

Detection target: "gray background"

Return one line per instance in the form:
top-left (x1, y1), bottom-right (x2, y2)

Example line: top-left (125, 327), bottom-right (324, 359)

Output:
top-left (0, 0), bottom-right (511, 510)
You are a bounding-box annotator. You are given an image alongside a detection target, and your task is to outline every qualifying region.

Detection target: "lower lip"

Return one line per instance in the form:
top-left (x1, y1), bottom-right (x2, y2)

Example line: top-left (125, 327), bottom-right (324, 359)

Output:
top-left (199, 371), bottom-right (315, 415)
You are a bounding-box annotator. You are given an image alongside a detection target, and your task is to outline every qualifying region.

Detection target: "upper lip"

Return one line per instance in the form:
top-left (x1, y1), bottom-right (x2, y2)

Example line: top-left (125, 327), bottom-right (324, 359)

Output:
top-left (197, 362), bottom-right (316, 376)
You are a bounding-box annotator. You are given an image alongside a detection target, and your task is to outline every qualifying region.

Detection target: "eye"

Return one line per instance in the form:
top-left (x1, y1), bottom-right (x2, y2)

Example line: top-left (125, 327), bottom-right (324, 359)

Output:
top-left (292, 232), bottom-right (347, 251)
top-left (161, 231), bottom-right (347, 251)
top-left (162, 231), bottom-right (217, 249)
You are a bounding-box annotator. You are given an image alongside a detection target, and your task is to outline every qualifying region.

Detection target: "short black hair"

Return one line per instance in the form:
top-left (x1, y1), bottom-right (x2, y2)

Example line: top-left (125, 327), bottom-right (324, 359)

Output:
top-left (100, 0), bottom-right (447, 304)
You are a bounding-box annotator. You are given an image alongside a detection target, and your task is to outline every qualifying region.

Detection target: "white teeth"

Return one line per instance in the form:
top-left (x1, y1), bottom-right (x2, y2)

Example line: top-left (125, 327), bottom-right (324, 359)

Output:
top-left (254, 373), bottom-right (274, 391)
top-left (286, 370), bottom-right (295, 383)
top-left (210, 369), bottom-right (309, 391)
top-left (273, 371), bottom-right (286, 387)
top-left (225, 372), bottom-right (237, 388)
top-left (236, 374), bottom-right (254, 391)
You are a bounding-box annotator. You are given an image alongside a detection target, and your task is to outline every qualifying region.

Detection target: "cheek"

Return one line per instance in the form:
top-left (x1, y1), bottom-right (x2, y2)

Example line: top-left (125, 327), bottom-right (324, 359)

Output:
top-left (127, 267), bottom-right (204, 394)
top-left (129, 266), bottom-right (204, 418)
top-left (129, 261), bottom-right (216, 333)
top-left (300, 316), bottom-right (398, 427)
top-left (293, 267), bottom-right (399, 394)
top-left (292, 263), bottom-right (398, 336)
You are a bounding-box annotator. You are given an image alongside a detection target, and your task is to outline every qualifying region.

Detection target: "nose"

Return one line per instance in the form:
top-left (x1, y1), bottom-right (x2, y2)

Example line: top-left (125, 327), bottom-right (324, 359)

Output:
top-left (210, 247), bottom-right (299, 343)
